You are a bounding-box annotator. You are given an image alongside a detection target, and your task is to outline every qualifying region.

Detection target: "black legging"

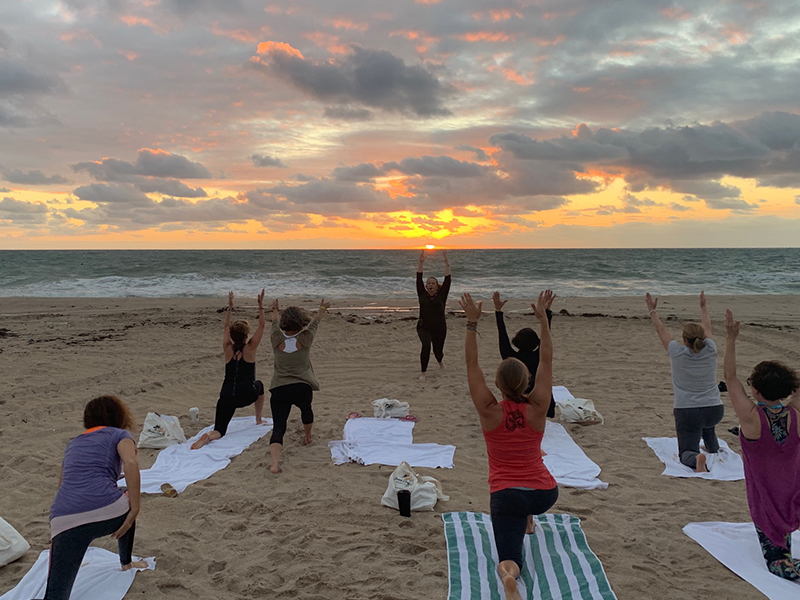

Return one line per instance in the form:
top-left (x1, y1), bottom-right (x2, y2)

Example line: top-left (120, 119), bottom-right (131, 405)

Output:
top-left (213, 381), bottom-right (264, 437)
top-left (418, 326), bottom-right (446, 372)
top-left (490, 487), bottom-right (559, 569)
top-left (269, 382), bottom-right (314, 445)
top-left (44, 512), bottom-right (135, 600)
top-left (674, 404), bottom-right (724, 469)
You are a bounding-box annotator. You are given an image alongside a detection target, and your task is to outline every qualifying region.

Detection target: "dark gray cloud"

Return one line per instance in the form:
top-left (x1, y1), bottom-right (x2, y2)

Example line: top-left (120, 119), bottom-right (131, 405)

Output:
top-left (251, 154), bottom-right (287, 168)
top-left (332, 163), bottom-right (383, 182)
top-left (133, 179), bottom-right (208, 198)
top-left (323, 106), bottom-right (373, 121)
top-left (704, 198), bottom-right (759, 212)
top-left (0, 196), bottom-right (49, 224)
top-left (72, 149), bottom-right (212, 180)
top-left (250, 44), bottom-right (452, 117)
top-left (2, 169), bottom-right (69, 185)
top-left (456, 145), bottom-right (489, 162)
top-left (73, 183), bottom-right (152, 206)
top-left (384, 156), bottom-right (485, 178)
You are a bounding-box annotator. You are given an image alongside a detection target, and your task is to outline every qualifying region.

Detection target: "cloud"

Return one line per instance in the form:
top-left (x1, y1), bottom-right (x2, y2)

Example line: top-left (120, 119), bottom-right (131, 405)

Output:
top-left (0, 196), bottom-right (49, 224)
top-left (2, 169), bottom-right (69, 185)
top-left (323, 106), bottom-right (373, 120)
top-left (72, 148), bottom-right (212, 181)
top-left (73, 183), bottom-right (152, 206)
top-left (249, 43), bottom-right (452, 116)
top-left (384, 156), bottom-right (485, 178)
top-left (704, 198), bottom-right (759, 212)
top-left (456, 145), bottom-right (489, 162)
top-left (251, 153), bottom-right (287, 168)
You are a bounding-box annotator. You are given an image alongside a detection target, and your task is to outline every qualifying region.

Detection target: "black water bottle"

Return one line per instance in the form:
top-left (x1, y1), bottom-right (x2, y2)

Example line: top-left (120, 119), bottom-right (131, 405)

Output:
top-left (397, 489), bottom-right (411, 517)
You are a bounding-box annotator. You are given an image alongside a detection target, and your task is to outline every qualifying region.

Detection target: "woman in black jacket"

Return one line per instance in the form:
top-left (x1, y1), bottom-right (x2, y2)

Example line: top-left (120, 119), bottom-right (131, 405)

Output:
top-left (416, 249), bottom-right (451, 381)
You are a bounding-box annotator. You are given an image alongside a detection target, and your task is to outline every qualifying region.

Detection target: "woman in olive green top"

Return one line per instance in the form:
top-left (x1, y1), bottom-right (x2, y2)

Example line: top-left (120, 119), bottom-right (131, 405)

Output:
top-left (268, 298), bottom-right (330, 473)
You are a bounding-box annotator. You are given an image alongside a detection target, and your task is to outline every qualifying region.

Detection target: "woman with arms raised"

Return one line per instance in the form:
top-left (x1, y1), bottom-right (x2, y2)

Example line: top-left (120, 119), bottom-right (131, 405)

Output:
top-left (724, 309), bottom-right (800, 580)
top-left (646, 291), bottom-right (723, 472)
top-left (460, 290), bottom-right (558, 600)
top-left (44, 395), bottom-right (147, 600)
top-left (268, 298), bottom-right (329, 473)
top-left (492, 291), bottom-right (557, 418)
top-left (416, 249), bottom-right (451, 381)
top-left (192, 290), bottom-right (267, 450)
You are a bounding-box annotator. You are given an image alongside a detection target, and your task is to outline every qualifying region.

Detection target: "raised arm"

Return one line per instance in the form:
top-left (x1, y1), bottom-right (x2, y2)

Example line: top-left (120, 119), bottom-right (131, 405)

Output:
top-left (492, 292), bottom-right (514, 358)
top-left (699, 291), bottom-right (713, 339)
top-left (645, 293), bottom-right (673, 350)
top-left (313, 298), bottom-right (330, 324)
top-left (442, 250), bottom-right (451, 277)
top-left (417, 249), bottom-right (425, 274)
top-left (113, 438), bottom-right (140, 540)
top-left (222, 291), bottom-right (234, 353)
top-left (723, 309), bottom-right (758, 433)
top-left (459, 293), bottom-right (498, 424)
top-left (248, 289), bottom-right (266, 350)
top-left (527, 290), bottom-right (554, 416)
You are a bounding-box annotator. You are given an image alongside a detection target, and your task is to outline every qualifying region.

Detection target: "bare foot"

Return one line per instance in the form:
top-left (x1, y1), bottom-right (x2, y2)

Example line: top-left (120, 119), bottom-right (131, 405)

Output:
top-left (121, 560), bottom-right (148, 571)
top-left (303, 435), bottom-right (313, 446)
top-left (696, 453), bottom-right (708, 473)
top-left (438, 361), bottom-right (446, 370)
top-left (501, 574), bottom-right (522, 600)
top-left (270, 463), bottom-right (282, 474)
top-left (191, 433), bottom-right (210, 450)
top-left (526, 515), bottom-right (536, 535)
top-left (419, 372), bottom-right (427, 381)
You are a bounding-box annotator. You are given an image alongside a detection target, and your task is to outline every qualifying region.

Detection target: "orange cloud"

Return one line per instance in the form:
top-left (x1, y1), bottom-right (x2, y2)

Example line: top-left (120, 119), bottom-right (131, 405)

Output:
top-left (119, 15), bottom-right (168, 34)
top-left (304, 32), bottom-right (349, 54)
top-left (457, 31), bottom-right (514, 43)
top-left (211, 27), bottom-right (260, 44)
top-left (118, 50), bottom-right (139, 61)
top-left (472, 9), bottom-right (523, 22)
top-left (256, 41), bottom-right (304, 59)
top-left (502, 68), bottom-right (534, 85)
top-left (720, 25), bottom-right (751, 44)
top-left (661, 6), bottom-right (692, 20)
top-left (327, 18), bottom-right (369, 32)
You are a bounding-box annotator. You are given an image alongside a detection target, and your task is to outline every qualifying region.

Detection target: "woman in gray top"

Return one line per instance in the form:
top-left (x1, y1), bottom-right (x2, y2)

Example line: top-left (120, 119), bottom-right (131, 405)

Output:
top-left (645, 291), bottom-right (723, 473)
top-left (268, 298), bottom-right (329, 473)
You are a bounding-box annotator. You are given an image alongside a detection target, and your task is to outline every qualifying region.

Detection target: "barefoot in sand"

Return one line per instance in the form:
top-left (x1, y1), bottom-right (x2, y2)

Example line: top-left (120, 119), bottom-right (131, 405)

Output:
top-left (696, 453), bottom-right (708, 473)
top-left (303, 434), bottom-right (312, 446)
top-left (191, 430), bottom-right (221, 450)
top-left (121, 560), bottom-right (148, 571)
top-left (526, 515), bottom-right (536, 535)
top-left (501, 574), bottom-right (523, 600)
top-left (438, 361), bottom-right (446, 370)
top-left (419, 372), bottom-right (427, 381)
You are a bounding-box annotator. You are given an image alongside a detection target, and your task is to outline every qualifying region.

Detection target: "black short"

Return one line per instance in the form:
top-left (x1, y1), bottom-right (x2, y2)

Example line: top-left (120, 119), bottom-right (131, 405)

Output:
top-left (490, 486), bottom-right (558, 568)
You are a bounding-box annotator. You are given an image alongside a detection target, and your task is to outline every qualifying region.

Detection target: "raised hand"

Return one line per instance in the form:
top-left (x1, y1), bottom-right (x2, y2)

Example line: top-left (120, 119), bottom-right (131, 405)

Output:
top-left (459, 293), bottom-right (483, 321)
top-left (542, 289), bottom-right (556, 311)
top-left (257, 289), bottom-right (265, 308)
top-left (645, 293), bottom-right (658, 313)
top-left (419, 249), bottom-right (426, 262)
top-left (319, 298), bottom-right (331, 310)
top-left (532, 290), bottom-right (554, 322)
top-left (492, 291), bottom-right (507, 311)
top-left (700, 290), bottom-right (707, 309)
top-left (271, 298), bottom-right (280, 312)
top-left (228, 291), bottom-right (234, 309)
top-left (442, 249), bottom-right (449, 264)
top-left (725, 309), bottom-right (739, 338)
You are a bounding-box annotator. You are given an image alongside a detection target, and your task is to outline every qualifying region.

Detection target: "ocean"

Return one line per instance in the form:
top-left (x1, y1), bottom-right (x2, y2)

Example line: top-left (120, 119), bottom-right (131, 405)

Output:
top-left (1, 249), bottom-right (799, 299)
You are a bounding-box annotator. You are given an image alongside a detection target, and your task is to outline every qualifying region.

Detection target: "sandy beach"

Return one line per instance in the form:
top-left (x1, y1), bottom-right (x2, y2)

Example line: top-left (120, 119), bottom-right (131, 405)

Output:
top-left (1, 294), bottom-right (799, 600)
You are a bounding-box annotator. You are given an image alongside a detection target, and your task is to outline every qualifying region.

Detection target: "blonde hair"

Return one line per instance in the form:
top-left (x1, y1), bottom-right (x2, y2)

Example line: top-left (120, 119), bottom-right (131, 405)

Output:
top-left (495, 358), bottom-right (530, 402)
top-left (682, 322), bottom-right (706, 353)
top-left (230, 320), bottom-right (250, 350)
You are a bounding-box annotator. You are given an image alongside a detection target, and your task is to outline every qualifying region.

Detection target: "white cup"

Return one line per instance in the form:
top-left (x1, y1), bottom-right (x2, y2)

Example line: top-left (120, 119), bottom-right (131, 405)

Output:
top-left (189, 407), bottom-right (199, 422)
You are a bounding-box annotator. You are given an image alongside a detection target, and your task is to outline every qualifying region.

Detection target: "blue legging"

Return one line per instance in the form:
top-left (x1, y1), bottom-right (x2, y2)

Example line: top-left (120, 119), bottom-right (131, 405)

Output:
top-left (42, 512), bottom-right (135, 600)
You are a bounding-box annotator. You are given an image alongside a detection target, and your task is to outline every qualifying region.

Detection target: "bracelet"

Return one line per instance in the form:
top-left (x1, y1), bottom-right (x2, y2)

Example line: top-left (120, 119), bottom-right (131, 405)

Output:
top-left (466, 321), bottom-right (478, 332)
top-left (649, 309), bottom-right (658, 315)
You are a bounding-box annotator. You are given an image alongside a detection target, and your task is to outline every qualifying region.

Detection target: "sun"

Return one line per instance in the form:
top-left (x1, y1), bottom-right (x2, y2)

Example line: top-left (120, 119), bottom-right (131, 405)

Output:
top-left (426, 244), bottom-right (435, 249)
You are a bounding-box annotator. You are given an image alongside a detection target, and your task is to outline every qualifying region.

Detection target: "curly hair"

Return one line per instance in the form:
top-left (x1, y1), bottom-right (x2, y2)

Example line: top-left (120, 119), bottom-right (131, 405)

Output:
top-left (750, 361), bottom-right (800, 401)
top-left (83, 395), bottom-right (136, 431)
top-left (280, 306), bottom-right (310, 332)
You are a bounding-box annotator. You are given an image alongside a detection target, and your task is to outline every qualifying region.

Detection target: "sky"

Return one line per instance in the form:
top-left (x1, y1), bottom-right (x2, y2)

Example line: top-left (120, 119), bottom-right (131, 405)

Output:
top-left (1, 0), bottom-right (800, 249)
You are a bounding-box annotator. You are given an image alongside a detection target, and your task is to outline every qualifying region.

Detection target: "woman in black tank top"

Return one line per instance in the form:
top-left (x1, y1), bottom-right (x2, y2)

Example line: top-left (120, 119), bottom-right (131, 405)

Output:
top-left (192, 290), bottom-right (267, 450)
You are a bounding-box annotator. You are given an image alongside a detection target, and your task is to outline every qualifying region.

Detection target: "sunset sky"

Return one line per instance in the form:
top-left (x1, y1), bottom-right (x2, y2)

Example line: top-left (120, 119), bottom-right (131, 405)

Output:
top-left (2, 0), bottom-right (800, 248)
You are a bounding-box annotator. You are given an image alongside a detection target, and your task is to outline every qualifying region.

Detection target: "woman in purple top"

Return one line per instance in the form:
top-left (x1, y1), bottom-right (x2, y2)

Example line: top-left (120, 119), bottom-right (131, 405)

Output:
top-left (724, 309), bottom-right (800, 580)
top-left (44, 395), bottom-right (146, 599)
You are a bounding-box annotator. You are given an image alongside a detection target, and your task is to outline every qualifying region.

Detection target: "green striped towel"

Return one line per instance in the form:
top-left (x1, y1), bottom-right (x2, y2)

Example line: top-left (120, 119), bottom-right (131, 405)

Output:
top-left (442, 512), bottom-right (617, 600)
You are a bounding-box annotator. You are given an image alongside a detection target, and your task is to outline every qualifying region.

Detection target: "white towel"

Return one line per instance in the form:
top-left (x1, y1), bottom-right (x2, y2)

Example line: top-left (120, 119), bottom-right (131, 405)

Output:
top-left (328, 417), bottom-right (456, 469)
top-left (552, 385), bottom-right (575, 403)
top-left (443, 512), bottom-right (618, 600)
top-left (542, 422), bottom-right (608, 490)
top-left (684, 522), bottom-right (800, 600)
top-left (643, 437), bottom-right (744, 480)
top-left (0, 546), bottom-right (155, 600)
top-left (120, 417), bottom-right (273, 494)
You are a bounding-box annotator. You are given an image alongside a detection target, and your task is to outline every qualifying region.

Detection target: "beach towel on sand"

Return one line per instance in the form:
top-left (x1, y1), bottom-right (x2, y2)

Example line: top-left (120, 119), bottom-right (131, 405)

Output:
top-left (643, 437), bottom-right (744, 481)
top-left (683, 522), bottom-right (800, 600)
top-left (0, 546), bottom-right (155, 600)
top-left (120, 417), bottom-right (273, 494)
top-left (443, 512), bottom-right (617, 600)
top-left (542, 422), bottom-right (608, 490)
top-left (328, 417), bottom-right (456, 468)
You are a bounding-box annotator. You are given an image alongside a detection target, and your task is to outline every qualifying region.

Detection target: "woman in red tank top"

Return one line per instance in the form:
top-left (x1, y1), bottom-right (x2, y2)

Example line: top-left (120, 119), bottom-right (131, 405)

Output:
top-left (460, 290), bottom-right (558, 600)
